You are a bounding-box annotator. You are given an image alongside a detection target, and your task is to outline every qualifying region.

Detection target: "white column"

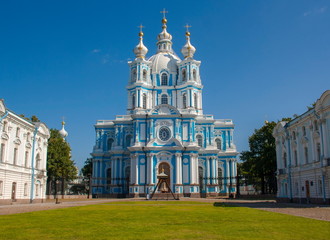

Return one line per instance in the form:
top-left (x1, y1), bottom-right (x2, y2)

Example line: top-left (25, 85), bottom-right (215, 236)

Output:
top-left (147, 153), bottom-right (154, 184)
top-left (206, 157), bottom-right (210, 184)
top-left (176, 153), bottom-right (182, 184)
top-left (190, 154), bottom-right (195, 184)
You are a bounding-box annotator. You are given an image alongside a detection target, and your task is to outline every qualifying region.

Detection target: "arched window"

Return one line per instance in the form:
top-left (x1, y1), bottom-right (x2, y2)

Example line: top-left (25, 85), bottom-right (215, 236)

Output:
top-left (142, 93), bottom-right (147, 109)
top-left (132, 93), bottom-right (136, 109)
top-left (283, 152), bottom-right (287, 168)
top-left (107, 138), bottom-right (114, 151)
top-left (196, 135), bottom-right (203, 147)
top-left (218, 168), bottom-right (223, 186)
top-left (182, 93), bottom-right (187, 109)
top-left (161, 73), bottom-right (168, 86)
top-left (161, 94), bottom-right (168, 104)
top-left (194, 93), bottom-right (198, 109)
top-left (182, 69), bottom-right (187, 81)
top-left (107, 168), bottom-right (112, 184)
top-left (27, 132), bottom-right (30, 142)
top-left (131, 69), bottom-right (137, 82)
top-left (143, 69), bottom-right (147, 81)
top-left (215, 138), bottom-right (222, 150)
top-left (126, 135), bottom-right (132, 147)
top-left (294, 150), bottom-right (298, 166)
top-left (314, 120), bottom-right (318, 131)
top-left (193, 69), bottom-right (197, 81)
top-left (302, 126), bottom-right (306, 136)
top-left (13, 148), bottom-right (18, 165)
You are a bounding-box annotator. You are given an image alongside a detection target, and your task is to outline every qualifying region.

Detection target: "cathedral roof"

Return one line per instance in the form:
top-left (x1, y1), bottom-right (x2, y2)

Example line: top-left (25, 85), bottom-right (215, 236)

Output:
top-left (148, 52), bottom-right (180, 73)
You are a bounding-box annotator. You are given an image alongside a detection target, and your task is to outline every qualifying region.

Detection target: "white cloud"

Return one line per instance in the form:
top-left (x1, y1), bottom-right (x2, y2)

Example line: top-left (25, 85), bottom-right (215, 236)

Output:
top-left (303, 6), bottom-right (327, 17)
top-left (91, 49), bottom-right (101, 53)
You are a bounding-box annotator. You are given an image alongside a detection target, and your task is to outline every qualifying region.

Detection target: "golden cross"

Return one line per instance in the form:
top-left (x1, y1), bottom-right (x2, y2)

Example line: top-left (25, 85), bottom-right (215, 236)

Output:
top-left (160, 8), bottom-right (168, 19)
top-left (138, 24), bottom-right (145, 32)
top-left (184, 24), bottom-right (192, 32)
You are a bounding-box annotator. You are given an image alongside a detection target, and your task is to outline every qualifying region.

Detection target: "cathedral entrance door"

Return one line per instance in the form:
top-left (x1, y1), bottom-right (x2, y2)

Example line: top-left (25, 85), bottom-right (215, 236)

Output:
top-left (158, 162), bottom-right (170, 192)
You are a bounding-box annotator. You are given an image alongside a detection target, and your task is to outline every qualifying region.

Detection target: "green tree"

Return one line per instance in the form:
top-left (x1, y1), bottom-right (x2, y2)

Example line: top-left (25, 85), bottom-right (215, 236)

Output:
top-left (81, 158), bottom-right (93, 177)
top-left (47, 129), bottom-right (77, 196)
top-left (239, 121), bottom-right (277, 194)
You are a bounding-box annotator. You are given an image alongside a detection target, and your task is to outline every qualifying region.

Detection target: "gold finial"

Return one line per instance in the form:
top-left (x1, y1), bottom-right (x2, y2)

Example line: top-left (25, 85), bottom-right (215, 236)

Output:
top-left (61, 116), bottom-right (65, 126)
top-left (184, 24), bottom-right (191, 33)
top-left (138, 24), bottom-right (145, 36)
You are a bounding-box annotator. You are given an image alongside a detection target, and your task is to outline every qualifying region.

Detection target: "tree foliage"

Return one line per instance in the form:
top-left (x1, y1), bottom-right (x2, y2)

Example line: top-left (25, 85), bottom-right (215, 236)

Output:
top-left (239, 121), bottom-right (277, 194)
top-left (81, 158), bottom-right (93, 177)
top-left (47, 129), bottom-right (77, 182)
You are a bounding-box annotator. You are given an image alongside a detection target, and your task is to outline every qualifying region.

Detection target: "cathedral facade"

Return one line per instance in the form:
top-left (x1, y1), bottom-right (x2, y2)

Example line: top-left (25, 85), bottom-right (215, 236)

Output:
top-left (91, 16), bottom-right (238, 198)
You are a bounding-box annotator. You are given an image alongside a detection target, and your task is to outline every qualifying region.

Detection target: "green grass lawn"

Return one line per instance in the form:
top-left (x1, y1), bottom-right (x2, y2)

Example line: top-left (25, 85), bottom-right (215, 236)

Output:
top-left (0, 201), bottom-right (329, 240)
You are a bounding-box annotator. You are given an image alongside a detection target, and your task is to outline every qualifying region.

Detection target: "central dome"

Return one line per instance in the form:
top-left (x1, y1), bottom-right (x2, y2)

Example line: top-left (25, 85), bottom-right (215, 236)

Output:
top-left (148, 52), bottom-right (181, 74)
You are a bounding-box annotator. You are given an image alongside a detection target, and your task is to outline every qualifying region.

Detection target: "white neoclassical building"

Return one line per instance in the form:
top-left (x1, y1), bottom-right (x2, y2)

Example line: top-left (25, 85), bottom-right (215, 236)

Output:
top-left (91, 16), bottom-right (238, 198)
top-left (273, 90), bottom-right (330, 204)
top-left (0, 99), bottom-right (50, 204)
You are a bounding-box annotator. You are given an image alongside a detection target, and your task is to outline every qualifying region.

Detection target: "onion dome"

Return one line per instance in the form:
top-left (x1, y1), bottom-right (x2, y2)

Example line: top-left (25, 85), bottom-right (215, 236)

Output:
top-left (133, 30), bottom-right (148, 59)
top-left (156, 17), bottom-right (173, 53)
top-left (181, 30), bottom-right (196, 59)
top-left (59, 121), bottom-right (68, 139)
top-left (157, 18), bottom-right (172, 42)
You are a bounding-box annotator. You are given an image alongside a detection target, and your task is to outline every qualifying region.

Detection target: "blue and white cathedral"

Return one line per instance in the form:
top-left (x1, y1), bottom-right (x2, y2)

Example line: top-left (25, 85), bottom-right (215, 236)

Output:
top-left (91, 16), bottom-right (238, 198)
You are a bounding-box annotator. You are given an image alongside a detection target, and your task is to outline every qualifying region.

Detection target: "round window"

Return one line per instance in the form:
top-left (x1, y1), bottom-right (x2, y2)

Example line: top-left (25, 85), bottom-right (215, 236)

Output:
top-left (159, 127), bottom-right (171, 141)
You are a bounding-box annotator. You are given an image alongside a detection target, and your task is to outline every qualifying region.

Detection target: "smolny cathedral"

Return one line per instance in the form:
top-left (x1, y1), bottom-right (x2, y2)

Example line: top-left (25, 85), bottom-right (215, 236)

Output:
top-left (91, 15), bottom-right (238, 198)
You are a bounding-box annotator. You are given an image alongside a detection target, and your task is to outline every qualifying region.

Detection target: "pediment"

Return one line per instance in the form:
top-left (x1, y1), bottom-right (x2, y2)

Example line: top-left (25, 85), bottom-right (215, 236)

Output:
top-left (147, 137), bottom-right (183, 148)
top-left (150, 104), bottom-right (180, 115)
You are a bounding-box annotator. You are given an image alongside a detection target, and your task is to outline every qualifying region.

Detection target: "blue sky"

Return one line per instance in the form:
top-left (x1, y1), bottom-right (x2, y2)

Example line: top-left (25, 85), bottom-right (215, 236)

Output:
top-left (1, 0), bottom-right (329, 169)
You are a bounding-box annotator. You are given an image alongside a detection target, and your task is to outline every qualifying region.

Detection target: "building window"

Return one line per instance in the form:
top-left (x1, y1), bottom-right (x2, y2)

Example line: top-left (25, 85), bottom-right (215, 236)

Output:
top-left (131, 69), bottom-right (137, 82)
top-left (161, 73), bottom-right (168, 86)
top-left (283, 152), bottom-right (287, 168)
top-left (13, 148), bottom-right (18, 165)
top-left (16, 127), bottom-right (20, 138)
top-left (295, 182), bottom-right (299, 195)
top-left (182, 93), bottom-right (187, 109)
top-left (161, 94), bottom-right (168, 104)
top-left (0, 181), bottom-right (3, 195)
top-left (196, 135), bottom-right (203, 147)
top-left (314, 120), bottom-right (318, 131)
top-left (0, 143), bottom-right (4, 163)
top-left (292, 131), bottom-right (296, 140)
top-left (318, 179), bottom-right (323, 195)
top-left (107, 168), bottom-right (112, 184)
top-left (132, 93), bottom-right (136, 108)
top-left (316, 143), bottom-right (321, 161)
top-left (2, 121), bottom-right (7, 132)
top-left (143, 69), bottom-right (147, 82)
top-left (24, 183), bottom-right (28, 196)
top-left (107, 138), bottom-right (114, 151)
top-left (126, 135), bottom-right (132, 147)
top-left (302, 126), bottom-right (306, 136)
top-left (215, 138), bottom-right (222, 150)
top-left (24, 151), bottom-right (29, 167)
top-left (182, 69), bottom-right (187, 81)
top-left (36, 154), bottom-right (41, 169)
top-left (294, 150), bottom-right (298, 166)
top-left (304, 147), bottom-right (308, 164)
top-left (194, 93), bottom-right (198, 109)
top-left (35, 183), bottom-right (39, 197)
top-left (142, 93), bottom-right (147, 109)
top-left (27, 132), bottom-right (30, 142)
top-left (218, 168), bottom-right (223, 187)
top-left (193, 69), bottom-right (197, 81)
